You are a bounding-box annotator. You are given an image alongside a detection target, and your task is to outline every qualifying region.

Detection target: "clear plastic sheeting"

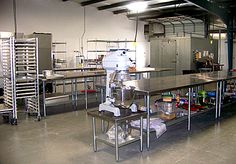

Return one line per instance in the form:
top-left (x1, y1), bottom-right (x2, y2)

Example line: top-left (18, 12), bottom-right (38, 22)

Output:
top-left (131, 118), bottom-right (167, 138)
top-left (106, 125), bottom-right (127, 143)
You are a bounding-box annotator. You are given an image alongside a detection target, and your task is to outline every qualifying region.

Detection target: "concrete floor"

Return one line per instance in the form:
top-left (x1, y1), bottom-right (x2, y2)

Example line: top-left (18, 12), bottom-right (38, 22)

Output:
top-left (1, 105), bottom-right (236, 164)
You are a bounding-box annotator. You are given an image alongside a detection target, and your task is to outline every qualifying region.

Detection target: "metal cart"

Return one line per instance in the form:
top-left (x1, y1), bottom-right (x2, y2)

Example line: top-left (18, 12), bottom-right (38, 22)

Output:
top-left (1, 38), bottom-right (17, 124)
top-left (15, 38), bottom-right (40, 120)
top-left (87, 109), bottom-right (146, 161)
top-left (1, 37), bottom-right (40, 124)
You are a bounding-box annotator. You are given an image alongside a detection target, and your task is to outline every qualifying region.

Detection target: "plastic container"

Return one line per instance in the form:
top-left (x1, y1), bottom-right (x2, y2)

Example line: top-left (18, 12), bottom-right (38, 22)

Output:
top-left (207, 91), bottom-right (216, 97)
top-left (157, 101), bottom-right (176, 115)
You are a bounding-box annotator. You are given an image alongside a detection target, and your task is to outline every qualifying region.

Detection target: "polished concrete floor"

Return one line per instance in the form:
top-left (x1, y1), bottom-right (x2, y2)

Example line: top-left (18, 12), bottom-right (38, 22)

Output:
top-left (1, 105), bottom-right (236, 164)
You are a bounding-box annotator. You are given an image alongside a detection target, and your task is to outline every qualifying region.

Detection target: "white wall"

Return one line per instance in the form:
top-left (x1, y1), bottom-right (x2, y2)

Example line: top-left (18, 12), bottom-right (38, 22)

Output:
top-left (218, 40), bottom-right (236, 71)
top-left (0, 0), bottom-right (149, 67)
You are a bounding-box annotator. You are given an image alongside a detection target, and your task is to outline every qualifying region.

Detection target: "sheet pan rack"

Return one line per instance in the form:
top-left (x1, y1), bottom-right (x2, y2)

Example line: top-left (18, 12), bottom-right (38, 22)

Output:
top-left (1, 37), bottom-right (17, 124)
top-left (1, 37), bottom-right (41, 124)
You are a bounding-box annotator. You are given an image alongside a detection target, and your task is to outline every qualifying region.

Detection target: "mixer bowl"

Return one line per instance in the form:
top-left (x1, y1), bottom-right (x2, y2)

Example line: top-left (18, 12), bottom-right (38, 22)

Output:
top-left (112, 85), bottom-right (135, 107)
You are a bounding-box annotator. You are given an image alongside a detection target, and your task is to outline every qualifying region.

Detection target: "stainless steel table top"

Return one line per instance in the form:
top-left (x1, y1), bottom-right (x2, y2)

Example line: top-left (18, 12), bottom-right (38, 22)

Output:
top-left (54, 67), bottom-right (98, 72)
top-left (41, 67), bottom-right (172, 81)
top-left (54, 67), bottom-right (172, 73)
top-left (41, 71), bottom-right (106, 81)
top-left (123, 71), bottom-right (236, 95)
top-left (61, 71), bottom-right (106, 79)
top-left (41, 74), bottom-right (65, 80)
top-left (192, 71), bottom-right (236, 81)
top-left (87, 108), bottom-right (146, 123)
top-left (129, 67), bottom-right (173, 73)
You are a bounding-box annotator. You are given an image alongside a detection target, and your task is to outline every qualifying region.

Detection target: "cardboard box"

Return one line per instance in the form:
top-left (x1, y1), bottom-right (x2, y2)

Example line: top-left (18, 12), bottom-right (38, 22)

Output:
top-left (160, 112), bottom-right (176, 120)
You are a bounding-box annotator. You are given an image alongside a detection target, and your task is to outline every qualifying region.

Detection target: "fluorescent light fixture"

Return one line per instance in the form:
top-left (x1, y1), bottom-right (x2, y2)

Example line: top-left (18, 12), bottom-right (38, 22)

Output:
top-left (126, 1), bottom-right (148, 12)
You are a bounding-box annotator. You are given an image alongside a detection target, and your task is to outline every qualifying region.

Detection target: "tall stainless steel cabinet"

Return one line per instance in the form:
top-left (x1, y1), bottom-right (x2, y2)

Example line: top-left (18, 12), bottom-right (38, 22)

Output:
top-left (27, 33), bottom-right (52, 73)
top-left (150, 37), bottom-right (218, 76)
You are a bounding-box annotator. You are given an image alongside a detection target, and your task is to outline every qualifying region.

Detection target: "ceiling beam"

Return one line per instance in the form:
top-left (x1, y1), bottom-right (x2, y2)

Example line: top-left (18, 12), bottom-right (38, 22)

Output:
top-left (113, 0), bottom-right (187, 14)
top-left (148, 0), bottom-right (186, 8)
top-left (185, 0), bottom-right (230, 24)
top-left (139, 13), bottom-right (179, 21)
top-left (80, 0), bottom-right (105, 6)
top-left (139, 10), bottom-right (206, 21)
top-left (127, 5), bottom-right (199, 18)
top-left (113, 9), bottom-right (129, 14)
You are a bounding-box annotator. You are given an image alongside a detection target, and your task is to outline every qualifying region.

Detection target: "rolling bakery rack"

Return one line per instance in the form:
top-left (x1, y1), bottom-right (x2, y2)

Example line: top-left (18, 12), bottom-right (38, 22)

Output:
top-left (1, 37), bottom-right (40, 125)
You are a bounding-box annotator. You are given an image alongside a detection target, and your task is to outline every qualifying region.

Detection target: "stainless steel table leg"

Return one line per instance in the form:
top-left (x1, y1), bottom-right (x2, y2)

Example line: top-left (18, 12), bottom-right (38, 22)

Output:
top-left (115, 122), bottom-right (119, 161)
top-left (147, 72), bottom-right (150, 79)
top-left (93, 77), bottom-right (95, 91)
top-left (215, 82), bottom-right (219, 119)
top-left (85, 77), bottom-right (88, 109)
top-left (92, 117), bottom-right (97, 152)
top-left (218, 81), bottom-right (223, 118)
top-left (144, 96), bottom-right (147, 107)
top-left (75, 78), bottom-right (78, 107)
top-left (191, 88), bottom-right (194, 103)
top-left (140, 116), bottom-right (143, 152)
top-left (136, 73), bottom-right (139, 80)
top-left (43, 81), bottom-right (46, 117)
top-left (71, 79), bottom-right (74, 105)
top-left (54, 81), bottom-right (57, 93)
top-left (101, 88), bottom-right (104, 103)
top-left (188, 88), bottom-right (191, 131)
top-left (101, 120), bottom-right (104, 133)
top-left (223, 81), bottom-right (226, 92)
top-left (94, 77), bottom-right (98, 100)
top-left (63, 79), bottom-right (65, 94)
top-left (146, 95), bottom-right (150, 150)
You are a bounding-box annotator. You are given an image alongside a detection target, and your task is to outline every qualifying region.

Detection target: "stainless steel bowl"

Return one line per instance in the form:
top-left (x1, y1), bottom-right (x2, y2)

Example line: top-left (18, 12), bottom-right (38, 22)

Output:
top-left (112, 85), bottom-right (135, 107)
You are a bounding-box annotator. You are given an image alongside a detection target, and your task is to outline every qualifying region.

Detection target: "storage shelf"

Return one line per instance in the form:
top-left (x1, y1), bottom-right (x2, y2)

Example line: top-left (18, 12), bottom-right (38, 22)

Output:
top-left (44, 93), bottom-right (71, 106)
top-left (87, 39), bottom-right (134, 43)
top-left (55, 80), bottom-right (94, 86)
top-left (2, 37), bottom-right (40, 119)
top-left (86, 39), bottom-right (136, 68)
top-left (52, 42), bottom-right (66, 45)
top-left (87, 50), bottom-right (109, 53)
top-left (87, 50), bottom-right (136, 53)
top-left (96, 134), bottom-right (140, 148)
top-left (52, 51), bottom-right (67, 53)
top-left (52, 41), bottom-right (67, 69)
top-left (0, 104), bottom-right (13, 113)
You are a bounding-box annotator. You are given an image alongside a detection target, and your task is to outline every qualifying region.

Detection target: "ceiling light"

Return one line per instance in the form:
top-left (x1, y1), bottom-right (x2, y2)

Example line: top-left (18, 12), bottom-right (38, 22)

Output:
top-left (126, 1), bottom-right (148, 12)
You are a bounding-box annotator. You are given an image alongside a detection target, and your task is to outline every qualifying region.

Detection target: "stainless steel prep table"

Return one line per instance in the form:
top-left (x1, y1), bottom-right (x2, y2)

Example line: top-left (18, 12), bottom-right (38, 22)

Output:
top-left (54, 67), bottom-right (98, 72)
top-left (123, 71), bottom-right (236, 149)
top-left (55, 67), bottom-right (173, 78)
top-left (129, 67), bottom-right (173, 79)
top-left (42, 67), bottom-right (173, 116)
top-left (41, 71), bottom-right (106, 116)
top-left (87, 109), bottom-right (146, 161)
top-left (54, 67), bottom-right (102, 92)
top-left (96, 67), bottom-right (174, 103)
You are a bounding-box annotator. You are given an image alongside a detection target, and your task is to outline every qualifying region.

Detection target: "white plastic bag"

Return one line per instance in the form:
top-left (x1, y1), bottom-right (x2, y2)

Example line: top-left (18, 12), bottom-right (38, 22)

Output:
top-left (130, 118), bottom-right (166, 139)
top-left (106, 125), bottom-right (126, 143)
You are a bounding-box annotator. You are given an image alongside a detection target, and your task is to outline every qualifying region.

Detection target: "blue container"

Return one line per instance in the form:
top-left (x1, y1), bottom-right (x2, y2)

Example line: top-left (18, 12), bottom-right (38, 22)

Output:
top-left (207, 91), bottom-right (216, 97)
